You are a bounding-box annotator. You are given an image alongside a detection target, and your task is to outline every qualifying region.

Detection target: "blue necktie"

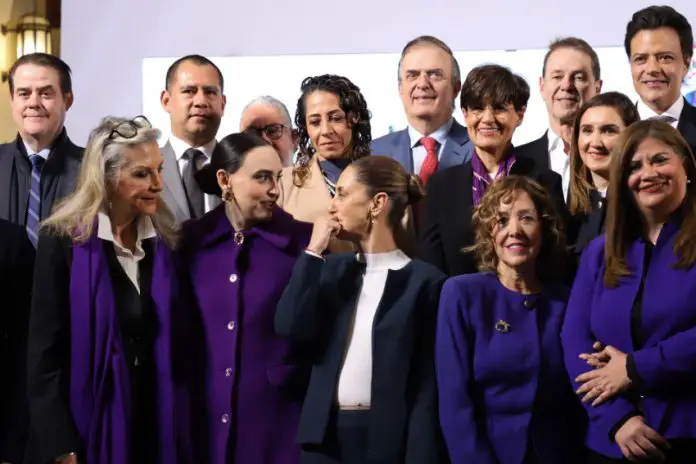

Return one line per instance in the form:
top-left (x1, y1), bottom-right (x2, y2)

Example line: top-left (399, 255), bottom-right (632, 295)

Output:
top-left (26, 154), bottom-right (45, 248)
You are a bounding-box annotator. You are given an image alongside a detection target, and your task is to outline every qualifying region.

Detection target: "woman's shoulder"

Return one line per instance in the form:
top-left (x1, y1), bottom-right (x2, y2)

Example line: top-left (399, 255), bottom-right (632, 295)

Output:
top-left (408, 258), bottom-right (447, 283)
top-left (442, 272), bottom-right (499, 294)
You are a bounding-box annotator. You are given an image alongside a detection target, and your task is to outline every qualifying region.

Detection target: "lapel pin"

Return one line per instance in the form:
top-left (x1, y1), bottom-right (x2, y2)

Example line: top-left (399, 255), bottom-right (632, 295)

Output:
top-left (494, 320), bottom-right (511, 333)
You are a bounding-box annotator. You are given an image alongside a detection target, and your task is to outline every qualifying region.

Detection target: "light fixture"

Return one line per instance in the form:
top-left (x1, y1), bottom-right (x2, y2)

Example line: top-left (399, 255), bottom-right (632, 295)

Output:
top-left (1, 14), bottom-right (53, 82)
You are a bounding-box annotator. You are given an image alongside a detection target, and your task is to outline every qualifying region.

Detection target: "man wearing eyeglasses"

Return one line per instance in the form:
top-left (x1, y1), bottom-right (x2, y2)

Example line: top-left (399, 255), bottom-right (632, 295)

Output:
top-left (0, 53), bottom-right (84, 249)
top-left (160, 54), bottom-right (226, 223)
top-left (240, 96), bottom-right (297, 166)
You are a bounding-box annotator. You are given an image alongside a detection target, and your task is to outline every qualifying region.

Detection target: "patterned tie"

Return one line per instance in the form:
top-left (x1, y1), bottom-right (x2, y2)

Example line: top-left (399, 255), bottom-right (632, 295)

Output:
top-left (649, 114), bottom-right (677, 125)
top-left (418, 136), bottom-right (439, 186)
top-left (26, 154), bottom-right (45, 248)
top-left (182, 148), bottom-right (206, 219)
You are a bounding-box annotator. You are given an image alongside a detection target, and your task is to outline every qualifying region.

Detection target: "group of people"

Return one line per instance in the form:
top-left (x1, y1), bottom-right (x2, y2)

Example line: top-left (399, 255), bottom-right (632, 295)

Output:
top-left (1, 3), bottom-right (696, 464)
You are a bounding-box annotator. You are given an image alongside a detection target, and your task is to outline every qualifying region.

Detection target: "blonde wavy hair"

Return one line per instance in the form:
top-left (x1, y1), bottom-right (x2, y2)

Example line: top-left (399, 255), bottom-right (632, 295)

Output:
top-left (42, 116), bottom-right (178, 247)
top-left (466, 175), bottom-right (566, 281)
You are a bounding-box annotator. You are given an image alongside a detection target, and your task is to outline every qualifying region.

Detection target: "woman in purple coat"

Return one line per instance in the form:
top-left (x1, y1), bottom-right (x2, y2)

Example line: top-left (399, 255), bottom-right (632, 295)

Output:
top-left (176, 132), bottom-right (312, 464)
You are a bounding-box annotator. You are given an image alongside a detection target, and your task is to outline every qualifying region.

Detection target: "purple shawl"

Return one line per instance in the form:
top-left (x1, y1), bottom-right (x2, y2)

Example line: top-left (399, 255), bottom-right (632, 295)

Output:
top-left (68, 232), bottom-right (188, 463)
top-left (471, 150), bottom-right (517, 206)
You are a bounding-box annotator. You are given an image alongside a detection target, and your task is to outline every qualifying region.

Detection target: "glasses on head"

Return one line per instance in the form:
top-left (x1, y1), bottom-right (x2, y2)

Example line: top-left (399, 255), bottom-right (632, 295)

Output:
top-left (109, 115), bottom-right (152, 140)
top-left (246, 123), bottom-right (290, 141)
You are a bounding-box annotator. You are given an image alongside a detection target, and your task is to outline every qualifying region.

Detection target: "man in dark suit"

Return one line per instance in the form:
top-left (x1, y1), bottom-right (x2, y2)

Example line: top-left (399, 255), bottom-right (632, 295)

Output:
top-left (371, 36), bottom-right (473, 183)
top-left (0, 219), bottom-right (34, 463)
top-left (517, 37), bottom-right (602, 201)
top-left (159, 55), bottom-right (225, 223)
top-left (625, 6), bottom-right (696, 152)
top-left (0, 53), bottom-right (83, 247)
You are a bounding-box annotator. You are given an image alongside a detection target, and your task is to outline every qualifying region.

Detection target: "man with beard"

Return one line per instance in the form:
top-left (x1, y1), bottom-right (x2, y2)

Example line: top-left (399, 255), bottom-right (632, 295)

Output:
top-left (160, 55), bottom-right (226, 222)
top-left (625, 6), bottom-right (696, 153)
top-left (519, 37), bottom-right (602, 202)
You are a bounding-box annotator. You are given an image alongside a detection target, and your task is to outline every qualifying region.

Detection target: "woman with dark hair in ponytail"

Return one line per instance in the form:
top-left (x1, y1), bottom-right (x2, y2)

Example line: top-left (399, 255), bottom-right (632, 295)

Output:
top-left (275, 155), bottom-right (447, 463)
top-left (176, 132), bottom-right (312, 464)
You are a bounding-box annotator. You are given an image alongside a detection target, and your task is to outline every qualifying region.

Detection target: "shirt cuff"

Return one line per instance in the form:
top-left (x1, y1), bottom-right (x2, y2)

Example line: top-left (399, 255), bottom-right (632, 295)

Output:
top-left (304, 250), bottom-right (325, 261)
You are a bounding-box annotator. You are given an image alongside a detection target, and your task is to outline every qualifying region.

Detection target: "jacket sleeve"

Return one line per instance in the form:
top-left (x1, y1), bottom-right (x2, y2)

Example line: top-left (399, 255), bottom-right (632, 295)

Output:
top-left (561, 241), bottom-right (640, 441)
top-left (436, 278), bottom-right (499, 464)
top-left (417, 175), bottom-right (448, 275)
top-left (405, 276), bottom-right (447, 464)
top-left (26, 233), bottom-right (81, 462)
top-left (275, 252), bottom-right (326, 342)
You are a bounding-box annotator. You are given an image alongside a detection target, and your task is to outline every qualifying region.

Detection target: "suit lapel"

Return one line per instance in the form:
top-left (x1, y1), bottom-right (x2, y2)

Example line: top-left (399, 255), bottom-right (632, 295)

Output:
top-left (439, 120), bottom-right (473, 170)
top-left (678, 100), bottom-right (696, 151)
top-left (390, 130), bottom-right (414, 173)
top-left (160, 142), bottom-right (189, 221)
top-left (373, 266), bottom-right (410, 325)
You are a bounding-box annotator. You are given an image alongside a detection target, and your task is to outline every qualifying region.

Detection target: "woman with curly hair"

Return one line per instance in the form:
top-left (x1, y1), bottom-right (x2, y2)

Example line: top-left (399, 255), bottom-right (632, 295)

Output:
top-left (436, 175), bottom-right (587, 464)
top-left (277, 74), bottom-right (372, 253)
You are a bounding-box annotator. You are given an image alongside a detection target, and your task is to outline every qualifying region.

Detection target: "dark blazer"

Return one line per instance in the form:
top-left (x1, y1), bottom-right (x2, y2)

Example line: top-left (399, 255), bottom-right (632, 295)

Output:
top-left (516, 131), bottom-right (550, 172)
top-left (418, 152), bottom-right (567, 276)
top-left (566, 190), bottom-right (607, 282)
top-left (436, 273), bottom-right (586, 464)
top-left (0, 129), bottom-right (83, 226)
top-left (562, 219), bottom-right (696, 459)
top-left (370, 119), bottom-right (474, 173)
top-left (677, 98), bottom-right (696, 154)
top-left (275, 252), bottom-right (447, 463)
top-left (0, 220), bottom-right (34, 463)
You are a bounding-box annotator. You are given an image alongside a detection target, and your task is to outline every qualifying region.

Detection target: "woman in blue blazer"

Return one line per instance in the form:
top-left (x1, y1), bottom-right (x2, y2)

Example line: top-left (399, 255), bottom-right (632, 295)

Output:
top-left (563, 120), bottom-right (696, 463)
top-left (436, 175), bottom-right (587, 464)
top-left (275, 155), bottom-right (447, 463)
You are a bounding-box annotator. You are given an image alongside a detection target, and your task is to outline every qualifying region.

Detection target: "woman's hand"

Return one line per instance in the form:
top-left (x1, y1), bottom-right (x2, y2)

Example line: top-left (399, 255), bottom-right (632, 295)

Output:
top-left (55, 453), bottom-right (78, 464)
top-left (575, 346), bottom-right (632, 406)
top-left (579, 341), bottom-right (607, 368)
top-left (615, 416), bottom-right (669, 462)
top-left (307, 215), bottom-right (342, 255)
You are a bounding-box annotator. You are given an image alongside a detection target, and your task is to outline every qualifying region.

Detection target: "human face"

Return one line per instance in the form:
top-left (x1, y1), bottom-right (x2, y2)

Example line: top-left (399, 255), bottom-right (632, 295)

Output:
top-left (398, 45), bottom-right (457, 127)
top-left (540, 48), bottom-right (601, 123)
top-left (160, 61), bottom-right (226, 146)
top-left (463, 103), bottom-right (524, 158)
top-left (11, 63), bottom-right (72, 147)
top-left (578, 106), bottom-right (627, 181)
top-left (493, 190), bottom-right (543, 274)
top-left (218, 146), bottom-right (283, 223)
top-left (240, 103), bottom-right (296, 166)
top-left (305, 91), bottom-right (353, 161)
top-left (626, 137), bottom-right (688, 220)
top-left (111, 141), bottom-right (164, 218)
top-left (629, 28), bottom-right (689, 113)
top-left (328, 165), bottom-right (375, 238)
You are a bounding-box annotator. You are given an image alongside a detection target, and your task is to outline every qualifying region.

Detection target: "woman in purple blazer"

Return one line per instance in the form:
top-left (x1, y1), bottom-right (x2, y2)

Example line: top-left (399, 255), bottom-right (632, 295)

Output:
top-left (176, 132), bottom-right (312, 464)
top-left (436, 175), bottom-right (587, 464)
top-left (26, 116), bottom-right (181, 464)
top-left (563, 120), bottom-right (696, 463)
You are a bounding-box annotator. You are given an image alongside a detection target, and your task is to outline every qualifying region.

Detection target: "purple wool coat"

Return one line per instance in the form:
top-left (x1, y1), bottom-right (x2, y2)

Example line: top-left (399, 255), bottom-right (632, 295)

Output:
top-left (176, 204), bottom-right (312, 464)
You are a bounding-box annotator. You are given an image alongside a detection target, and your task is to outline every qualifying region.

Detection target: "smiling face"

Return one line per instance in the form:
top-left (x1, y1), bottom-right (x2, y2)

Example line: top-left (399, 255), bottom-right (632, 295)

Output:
top-left (493, 190), bottom-right (543, 274)
top-left (111, 140), bottom-right (164, 217)
top-left (578, 105), bottom-right (628, 181)
top-left (463, 102), bottom-right (524, 157)
top-left (304, 90), bottom-right (353, 161)
top-left (629, 27), bottom-right (689, 113)
top-left (626, 137), bottom-right (688, 220)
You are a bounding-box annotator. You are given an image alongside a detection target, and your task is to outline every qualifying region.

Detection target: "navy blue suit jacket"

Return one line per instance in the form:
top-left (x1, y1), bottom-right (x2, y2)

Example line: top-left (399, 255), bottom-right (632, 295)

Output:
top-left (370, 120), bottom-right (473, 174)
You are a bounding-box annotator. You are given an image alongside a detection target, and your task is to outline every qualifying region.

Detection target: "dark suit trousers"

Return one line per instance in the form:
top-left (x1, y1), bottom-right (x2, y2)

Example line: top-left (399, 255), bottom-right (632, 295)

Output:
top-left (301, 410), bottom-right (371, 464)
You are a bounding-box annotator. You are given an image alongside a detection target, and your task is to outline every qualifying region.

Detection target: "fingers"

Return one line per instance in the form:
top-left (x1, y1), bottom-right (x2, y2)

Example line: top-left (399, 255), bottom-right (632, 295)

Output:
top-left (591, 389), bottom-right (613, 407)
top-left (575, 370), bottom-right (599, 384)
top-left (643, 426), bottom-right (670, 450)
top-left (635, 434), bottom-right (666, 462)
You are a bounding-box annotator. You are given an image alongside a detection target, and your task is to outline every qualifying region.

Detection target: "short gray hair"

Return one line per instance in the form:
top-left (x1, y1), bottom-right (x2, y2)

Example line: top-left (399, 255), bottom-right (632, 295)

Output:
top-left (242, 96), bottom-right (293, 127)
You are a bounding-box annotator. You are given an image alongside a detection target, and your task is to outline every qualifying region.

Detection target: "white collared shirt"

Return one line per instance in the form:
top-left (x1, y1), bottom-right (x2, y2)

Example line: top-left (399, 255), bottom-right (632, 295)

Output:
top-left (167, 135), bottom-right (217, 213)
top-left (547, 129), bottom-right (570, 202)
top-left (336, 249), bottom-right (411, 407)
top-left (407, 118), bottom-right (454, 174)
top-left (22, 142), bottom-right (51, 161)
top-left (97, 212), bottom-right (157, 293)
top-left (637, 97), bottom-right (683, 128)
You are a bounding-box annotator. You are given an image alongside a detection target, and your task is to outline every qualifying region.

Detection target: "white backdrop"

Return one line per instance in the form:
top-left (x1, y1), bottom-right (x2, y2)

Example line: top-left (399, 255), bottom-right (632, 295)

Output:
top-left (142, 47), bottom-right (639, 147)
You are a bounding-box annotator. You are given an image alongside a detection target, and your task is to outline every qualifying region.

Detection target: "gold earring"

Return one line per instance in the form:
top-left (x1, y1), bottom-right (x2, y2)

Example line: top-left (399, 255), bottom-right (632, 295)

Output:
top-left (222, 189), bottom-right (233, 202)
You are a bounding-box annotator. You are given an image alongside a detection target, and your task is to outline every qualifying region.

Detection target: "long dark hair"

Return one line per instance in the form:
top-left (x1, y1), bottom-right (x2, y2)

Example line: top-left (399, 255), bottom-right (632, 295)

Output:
top-left (293, 74), bottom-right (371, 187)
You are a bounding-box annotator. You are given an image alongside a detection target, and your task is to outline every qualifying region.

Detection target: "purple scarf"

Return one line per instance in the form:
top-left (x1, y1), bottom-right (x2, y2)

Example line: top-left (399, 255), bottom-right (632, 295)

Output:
top-left (471, 150), bottom-right (517, 206)
top-left (69, 232), bottom-right (188, 463)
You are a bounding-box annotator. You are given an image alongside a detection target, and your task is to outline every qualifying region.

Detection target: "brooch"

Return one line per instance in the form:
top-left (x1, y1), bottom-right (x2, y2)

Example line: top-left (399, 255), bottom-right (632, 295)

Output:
top-left (494, 320), bottom-right (511, 333)
top-left (233, 231), bottom-right (244, 246)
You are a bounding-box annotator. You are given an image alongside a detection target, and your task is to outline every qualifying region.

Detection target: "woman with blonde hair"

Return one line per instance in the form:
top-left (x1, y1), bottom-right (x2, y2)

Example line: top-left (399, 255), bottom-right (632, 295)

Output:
top-left (26, 116), bottom-right (185, 464)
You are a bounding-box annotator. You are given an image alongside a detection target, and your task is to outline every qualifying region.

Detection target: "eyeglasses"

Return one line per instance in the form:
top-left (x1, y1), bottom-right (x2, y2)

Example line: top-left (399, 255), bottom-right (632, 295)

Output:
top-left (109, 115), bottom-right (152, 139)
top-left (246, 123), bottom-right (290, 141)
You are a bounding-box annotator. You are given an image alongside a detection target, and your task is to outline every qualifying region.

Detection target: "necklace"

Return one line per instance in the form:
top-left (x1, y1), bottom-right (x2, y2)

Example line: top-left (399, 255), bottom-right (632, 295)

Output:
top-left (233, 231), bottom-right (244, 246)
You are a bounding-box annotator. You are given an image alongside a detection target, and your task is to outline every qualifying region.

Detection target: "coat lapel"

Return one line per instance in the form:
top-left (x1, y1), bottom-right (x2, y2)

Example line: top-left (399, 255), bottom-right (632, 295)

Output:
top-left (389, 130), bottom-right (414, 173)
top-left (678, 99), bottom-right (696, 152)
top-left (439, 120), bottom-right (473, 170)
top-left (160, 142), bottom-right (189, 222)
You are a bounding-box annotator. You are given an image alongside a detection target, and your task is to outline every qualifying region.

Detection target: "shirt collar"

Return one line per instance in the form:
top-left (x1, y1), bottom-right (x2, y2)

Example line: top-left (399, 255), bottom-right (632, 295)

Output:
top-left (547, 128), bottom-right (563, 151)
top-left (637, 97), bottom-right (684, 121)
top-left (408, 118), bottom-right (454, 149)
top-left (97, 211), bottom-right (157, 248)
top-left (361, 249), bottom-right (411, 271)
top-left (168, 134), bottom-right (217, 162)
top-left (22, 141), bottom-right (51, 159)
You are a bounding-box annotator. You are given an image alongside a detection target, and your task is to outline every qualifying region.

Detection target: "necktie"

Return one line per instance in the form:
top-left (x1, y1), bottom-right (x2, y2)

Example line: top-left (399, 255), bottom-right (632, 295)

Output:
top-left (182, 148), bottom-right (205, 219)
top-left (26, 154), bottom-right (45, 247)
top-left (418, 136), bottom-right (439, 186)
top-left (650, 114), bottom-right (677, 125)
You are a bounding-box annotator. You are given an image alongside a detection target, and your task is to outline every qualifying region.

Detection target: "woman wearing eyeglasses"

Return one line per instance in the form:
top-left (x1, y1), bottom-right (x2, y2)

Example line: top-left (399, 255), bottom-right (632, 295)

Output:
top-left (277, 75), bottom-right (372, 253)
top-left (26, 116), bottom-right (183, 464)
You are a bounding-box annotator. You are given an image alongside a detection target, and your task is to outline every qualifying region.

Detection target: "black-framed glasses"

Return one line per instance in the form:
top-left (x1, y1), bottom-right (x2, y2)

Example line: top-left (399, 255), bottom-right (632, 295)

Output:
top-left (246, 123), bottom-right (290, 141)
top-left (109, 115), bottom-right (152, 139)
